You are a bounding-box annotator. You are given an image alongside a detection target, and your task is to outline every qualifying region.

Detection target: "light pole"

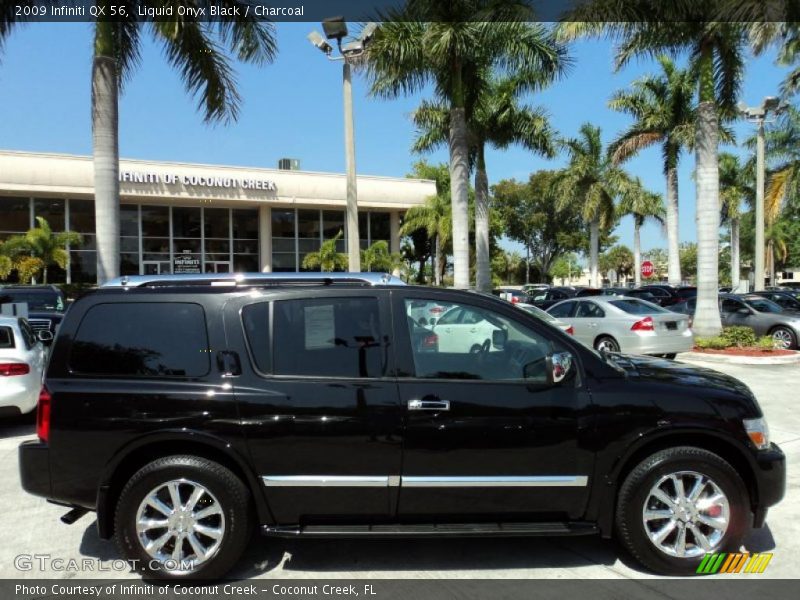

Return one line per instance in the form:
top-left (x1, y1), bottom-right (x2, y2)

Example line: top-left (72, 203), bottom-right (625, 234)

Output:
top-left (308, 19), bottom-right (378, 273)
top-left (739, 96), bottom-right (786, 291)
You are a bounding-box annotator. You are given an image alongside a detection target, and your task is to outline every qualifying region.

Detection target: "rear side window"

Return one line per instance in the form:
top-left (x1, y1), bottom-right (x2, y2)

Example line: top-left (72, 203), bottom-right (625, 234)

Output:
top-left (610, 299), bottom-right (668, 314)
top-left (548, 301), bottom-right (575, 318)
top-left (70, 303), bottom-right (210, 377)
top-left (0, 327), bottom-right (14, 349)
top-left (273, 297), bottom-right (385, 378)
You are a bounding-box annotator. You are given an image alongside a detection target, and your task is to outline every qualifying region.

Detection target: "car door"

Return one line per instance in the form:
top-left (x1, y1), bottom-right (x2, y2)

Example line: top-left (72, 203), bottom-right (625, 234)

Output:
top-left (225, 289), bottom-right (403, 524)
top-left (392, 290), bottom-right (595, 521)
top-left (570, 300), bottom-right (605, 347)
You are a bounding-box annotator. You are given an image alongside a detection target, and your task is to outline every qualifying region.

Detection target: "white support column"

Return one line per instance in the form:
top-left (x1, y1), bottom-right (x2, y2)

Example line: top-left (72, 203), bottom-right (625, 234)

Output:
top-left (259, 204), bottom-right (272, 272)
top-left (390, 211), bottom-right (401, 253)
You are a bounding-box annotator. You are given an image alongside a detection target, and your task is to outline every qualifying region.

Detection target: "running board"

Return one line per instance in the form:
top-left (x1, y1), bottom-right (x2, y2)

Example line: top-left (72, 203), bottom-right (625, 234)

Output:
top-left (262, 522), bottom-right (597, 538)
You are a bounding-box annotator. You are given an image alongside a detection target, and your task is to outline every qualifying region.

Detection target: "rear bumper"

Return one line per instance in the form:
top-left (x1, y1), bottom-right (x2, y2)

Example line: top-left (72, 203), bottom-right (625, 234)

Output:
top-left (623, 330), bottom-right (694, 355)
top-left (0, 382), bottom-right (38, 413)
top-left (18, 440), bottom-right (51, 499)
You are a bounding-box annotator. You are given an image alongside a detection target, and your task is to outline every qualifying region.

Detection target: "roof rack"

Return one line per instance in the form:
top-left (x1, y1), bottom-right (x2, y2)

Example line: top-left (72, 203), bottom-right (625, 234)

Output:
top-left (101, 272), bottom-right (406, 289)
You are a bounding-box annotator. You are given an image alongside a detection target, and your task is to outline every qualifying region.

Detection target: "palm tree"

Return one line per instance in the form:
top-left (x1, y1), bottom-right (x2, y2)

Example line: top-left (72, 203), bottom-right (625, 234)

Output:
top-left (617, 182), bottom-right (665, 287)
top-left (302, 231), bottom-right (349, 272)
top-left (719, 153), bottom-right (753, 290)
top-left (361, 240), bottom-right (404, 274)
top-left (400, 193), bottom-right (452, 286)
top-left (559, 6), bottom-right (749, 336)
top-left (412, 70), bottom-right (563, 292)
top-left (21, 217), bottom-right (83, 284)
top-left (608, 56), bottom-right (695, 285)
top-left (367, 1), bottom-right (563, 289)
top-left (553, 123), bottom-right (634, 287)
top-left (1, 6), bottom-right (277, 284)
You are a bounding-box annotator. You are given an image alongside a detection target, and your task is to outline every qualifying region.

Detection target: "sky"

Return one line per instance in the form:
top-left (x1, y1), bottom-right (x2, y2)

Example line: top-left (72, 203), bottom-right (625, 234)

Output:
top-left (0, 21), bottom-right (787, 262)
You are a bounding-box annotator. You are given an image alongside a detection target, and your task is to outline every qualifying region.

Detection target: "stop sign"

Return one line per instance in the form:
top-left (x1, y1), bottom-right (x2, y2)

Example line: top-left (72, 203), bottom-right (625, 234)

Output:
top-left (641, 260), bottom-right (655, 278)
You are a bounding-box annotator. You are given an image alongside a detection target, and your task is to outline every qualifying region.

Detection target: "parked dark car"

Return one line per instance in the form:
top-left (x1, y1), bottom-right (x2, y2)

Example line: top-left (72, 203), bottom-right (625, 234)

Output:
top-left (527, 287), bottom-right (574, 310)
top-left (671, 293), bottom-right (800, 349)
top-left (750, 290), bottom-right (800, 314)
top-left (636, 285), bottom-right (695, 308)
top-left (0, 285), bottom-right (66, 343)
top-left (19, 273), bottom-right (785, 579)
top-left (492, 288), bottom-right (532, 305)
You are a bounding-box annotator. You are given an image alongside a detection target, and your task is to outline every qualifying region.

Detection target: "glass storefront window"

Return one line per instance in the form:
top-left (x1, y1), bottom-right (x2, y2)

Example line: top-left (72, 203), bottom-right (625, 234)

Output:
top-left (143, 238), bottom-right (170, 254)
top-left (272, 253), bottom-right (296, 272)
top-left (232, 209), bottom-right (258, 239)
top-left (173, 207), bottom-right (201, 238)
top-left (205, 239), bottom-right (230, 254)
top-left (297, 209), bottom-right (320, 239)
top-left (121, 253), bottom-right (139, 275)
top-left (322, 211), bottom-right (344, 240)
top-left (34, 198), bottom-right (65, 231)
top-left (120, 205), bottom-right (139, 237)
top-left (173, 239), bottom-right (201, 254)
top-left (272, 210), bottom-right (295, 238)
top-left (69, 199), bottom-right (95, 234)
top-left (204, 208), bottom-right (230, 239)
top-left (141, 206), bottom-right (169, 237)
top-left (370, 212), bottom-right (390, 243)
top-left (70, 250), bottom-right (97, 283)
top-left (0, 197), bottom-right (30, 236)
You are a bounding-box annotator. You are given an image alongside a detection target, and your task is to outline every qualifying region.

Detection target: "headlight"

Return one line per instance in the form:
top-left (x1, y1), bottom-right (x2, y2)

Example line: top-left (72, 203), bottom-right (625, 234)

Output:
top-left (744, 417), bottom-right (770, 450)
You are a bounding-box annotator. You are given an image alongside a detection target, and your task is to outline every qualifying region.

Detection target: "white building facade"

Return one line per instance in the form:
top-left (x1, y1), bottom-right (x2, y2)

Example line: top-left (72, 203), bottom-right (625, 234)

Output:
top-left (0, 150), bottom-right (436, 283)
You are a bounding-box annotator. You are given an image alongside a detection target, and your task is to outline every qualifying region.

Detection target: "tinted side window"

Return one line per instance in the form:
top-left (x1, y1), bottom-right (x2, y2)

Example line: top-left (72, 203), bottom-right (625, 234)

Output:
top-left (721, 299), bottom-right (744, 313)
top-left (0, 326), bottom-right (14, 349)
top-left (242, 303), bottom-right (270, 373)
top-left (548, 301), bottom-right (575, 318)
top-left (70, 303), bottom-right (210, 377)
top-left (576, 302), bottom-right (605, 318)
top-left (273, 297), bottom-right (385, 378)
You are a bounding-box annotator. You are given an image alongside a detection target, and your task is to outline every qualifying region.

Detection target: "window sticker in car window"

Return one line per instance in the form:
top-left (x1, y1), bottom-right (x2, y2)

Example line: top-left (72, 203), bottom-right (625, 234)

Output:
top-left (304, 304), bottom-right (335, 349)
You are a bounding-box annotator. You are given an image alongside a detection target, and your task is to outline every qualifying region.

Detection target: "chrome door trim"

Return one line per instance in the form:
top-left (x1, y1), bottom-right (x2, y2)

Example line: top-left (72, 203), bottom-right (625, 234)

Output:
top-left (262, 475), bottom-right (389, 487)
top-left (400, 475), bottom-right (588, 488)
top-left (262, 475), bottom-right (588, 488)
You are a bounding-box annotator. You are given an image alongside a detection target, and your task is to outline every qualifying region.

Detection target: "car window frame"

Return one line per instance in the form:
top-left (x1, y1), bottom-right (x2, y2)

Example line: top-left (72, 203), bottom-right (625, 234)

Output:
top-left (392, 289), bottom-right (583, 386)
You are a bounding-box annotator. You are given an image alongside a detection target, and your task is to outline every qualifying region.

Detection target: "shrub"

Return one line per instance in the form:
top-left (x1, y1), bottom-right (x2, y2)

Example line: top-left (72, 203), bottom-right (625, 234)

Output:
top-left (720, 326), bottom-right (757, 348)
top-left (756, 336), bottom-right (777, 352)
top-left (695, 336), bottom-right (730, 350)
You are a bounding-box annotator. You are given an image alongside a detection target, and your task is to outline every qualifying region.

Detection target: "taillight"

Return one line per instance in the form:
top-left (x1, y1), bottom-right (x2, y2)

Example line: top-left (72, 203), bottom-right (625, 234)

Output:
top-left (0, 363), bottom-right (30, 376)
top-left (511, 296), bottom-right (520, 304)
top-left (565, 326), bottom-right (574, 336)
top-left (631, 316), bottom-right (655, 332)
top-left (37, 385), bottom-right (51, 443)
top-left (423, 334), bottom-right (438, 348)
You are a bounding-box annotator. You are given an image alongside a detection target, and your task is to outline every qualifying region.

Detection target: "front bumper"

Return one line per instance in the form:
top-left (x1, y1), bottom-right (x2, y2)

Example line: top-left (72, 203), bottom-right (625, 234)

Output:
top-left (753, 443), bottom-right (786, 514)
top-left (19, 440), bottom-right (51, 499)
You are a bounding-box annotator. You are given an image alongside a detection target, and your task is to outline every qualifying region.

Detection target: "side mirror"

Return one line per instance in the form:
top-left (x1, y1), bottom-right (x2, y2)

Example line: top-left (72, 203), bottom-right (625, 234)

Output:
top-left (492, 328), bottom-right (508, 350)
top-left (547, 351), bottom-right (574, 385)
top-left (37, 330), bottom-right (53, 343)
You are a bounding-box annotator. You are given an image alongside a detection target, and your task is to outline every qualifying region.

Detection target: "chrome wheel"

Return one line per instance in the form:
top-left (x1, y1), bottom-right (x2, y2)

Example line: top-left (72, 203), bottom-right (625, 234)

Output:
top-left (135, 479), bottom-right (225, 573)
top-left (642, 471), bottom-right (729, 558)
top-left (596, 338), bottom-right (619, 353)
top-left (771, 328), bottom-right (794, 350)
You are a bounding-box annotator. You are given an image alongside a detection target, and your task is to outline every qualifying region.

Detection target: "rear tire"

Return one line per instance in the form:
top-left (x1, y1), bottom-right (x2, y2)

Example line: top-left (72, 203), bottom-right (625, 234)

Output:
top-left (594, 336), bottom-right (620, 353)
top-left (616, 446), bottom-right (749, 575)
top-left (770, 326), bottom-right (797, 350)
top-left (114, 455), bottom-right (252, 580)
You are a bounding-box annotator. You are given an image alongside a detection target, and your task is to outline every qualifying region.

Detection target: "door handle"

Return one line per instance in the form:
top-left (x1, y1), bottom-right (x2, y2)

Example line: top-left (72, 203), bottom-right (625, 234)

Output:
top-left (408, 399), bottom-right (450, 411)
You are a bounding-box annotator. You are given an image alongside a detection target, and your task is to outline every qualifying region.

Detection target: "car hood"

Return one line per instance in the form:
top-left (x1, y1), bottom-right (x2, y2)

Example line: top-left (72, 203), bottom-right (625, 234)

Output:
top-left (609, 353), bottom-right (756, 399)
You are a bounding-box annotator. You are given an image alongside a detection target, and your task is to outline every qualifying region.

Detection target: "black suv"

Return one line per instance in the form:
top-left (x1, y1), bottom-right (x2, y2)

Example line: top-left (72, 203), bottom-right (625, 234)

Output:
top-left (0, 284), bottom-right (66, 343)
top-left (19, 273), bottom-right (785, 579)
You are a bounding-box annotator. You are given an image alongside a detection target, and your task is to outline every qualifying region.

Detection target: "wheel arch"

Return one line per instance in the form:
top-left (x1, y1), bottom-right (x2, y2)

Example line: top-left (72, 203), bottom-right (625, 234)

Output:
top-left (96, 431), bottom-right (273, 539)
top-left (594, 429), bottom-right (758, 538)
top-left (593, 334), bottom-right (618, 349)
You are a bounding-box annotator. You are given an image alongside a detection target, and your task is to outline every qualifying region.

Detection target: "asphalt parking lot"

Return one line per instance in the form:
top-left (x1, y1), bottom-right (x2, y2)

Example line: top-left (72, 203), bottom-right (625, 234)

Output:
top-left (0, 357), bottom-right (796, 581)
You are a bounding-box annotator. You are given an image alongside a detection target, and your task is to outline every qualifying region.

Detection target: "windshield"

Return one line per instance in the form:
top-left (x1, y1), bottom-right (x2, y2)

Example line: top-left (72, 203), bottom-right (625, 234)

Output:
top-left (744, 297), bottom-right (783, 314)
top-left (0, 291), bottom-right (64, 312)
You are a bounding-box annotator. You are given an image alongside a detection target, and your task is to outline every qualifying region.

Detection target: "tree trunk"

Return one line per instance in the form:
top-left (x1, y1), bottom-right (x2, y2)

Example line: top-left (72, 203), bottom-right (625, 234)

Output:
top-left (449, 98), bottom-right (470, 289)
top-left (92, 21), bottom-right (121, 284)
top-left (693, 97), bottom-right (723, 336)
top-left (768, 239), bottom-right (776, 287)
top-left (474, 144), bottom-right (491, 293)
top-left (589, 218), bottom-right (599, 288)
top-left (665, 163), bottom-right (682, 285)
top-left (730, 218), bottom-right (740, 291)
top-left (633, 219), bottom-right (642, 288)
top-left (434, 235), bottom-right (442, 287)
top-left (43, 265), bottom-right (48, 285)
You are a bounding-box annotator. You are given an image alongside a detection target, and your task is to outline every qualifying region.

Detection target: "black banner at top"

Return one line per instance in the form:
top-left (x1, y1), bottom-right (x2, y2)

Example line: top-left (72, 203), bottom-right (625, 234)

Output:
top-left (2, 0), bottom-right (798, 24)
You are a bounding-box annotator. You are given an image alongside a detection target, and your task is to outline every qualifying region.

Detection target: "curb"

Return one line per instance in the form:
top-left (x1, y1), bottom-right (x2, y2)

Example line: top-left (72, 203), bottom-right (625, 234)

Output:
top-left (677, 351), bottom-right (800, 366)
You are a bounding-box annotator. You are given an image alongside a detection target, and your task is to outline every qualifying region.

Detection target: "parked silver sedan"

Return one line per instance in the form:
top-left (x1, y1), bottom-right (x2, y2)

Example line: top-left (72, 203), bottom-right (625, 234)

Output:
top-left (546, 296), bottom-right (693, 357)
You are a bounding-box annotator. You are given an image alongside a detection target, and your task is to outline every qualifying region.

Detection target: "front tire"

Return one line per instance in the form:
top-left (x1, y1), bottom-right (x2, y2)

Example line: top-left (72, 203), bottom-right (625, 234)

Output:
top-left (115, 455), bottom-right (252, 580)
top-left (616, 447), bottom-right (749, 575)
top-left (770, 326), bottom-right (797, 350)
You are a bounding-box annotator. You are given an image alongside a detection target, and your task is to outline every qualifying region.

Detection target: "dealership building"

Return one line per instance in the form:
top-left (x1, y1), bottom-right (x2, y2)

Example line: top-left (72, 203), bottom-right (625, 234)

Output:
top-left (0, 150), bottom-right (435, 283)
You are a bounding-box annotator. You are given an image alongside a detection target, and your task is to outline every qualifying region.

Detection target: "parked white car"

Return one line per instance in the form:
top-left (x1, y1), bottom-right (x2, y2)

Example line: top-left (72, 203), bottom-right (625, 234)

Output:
top-left (0, 317), bottom-right (47, 415)
top-left (432, 305), bottom-right (504, 353)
